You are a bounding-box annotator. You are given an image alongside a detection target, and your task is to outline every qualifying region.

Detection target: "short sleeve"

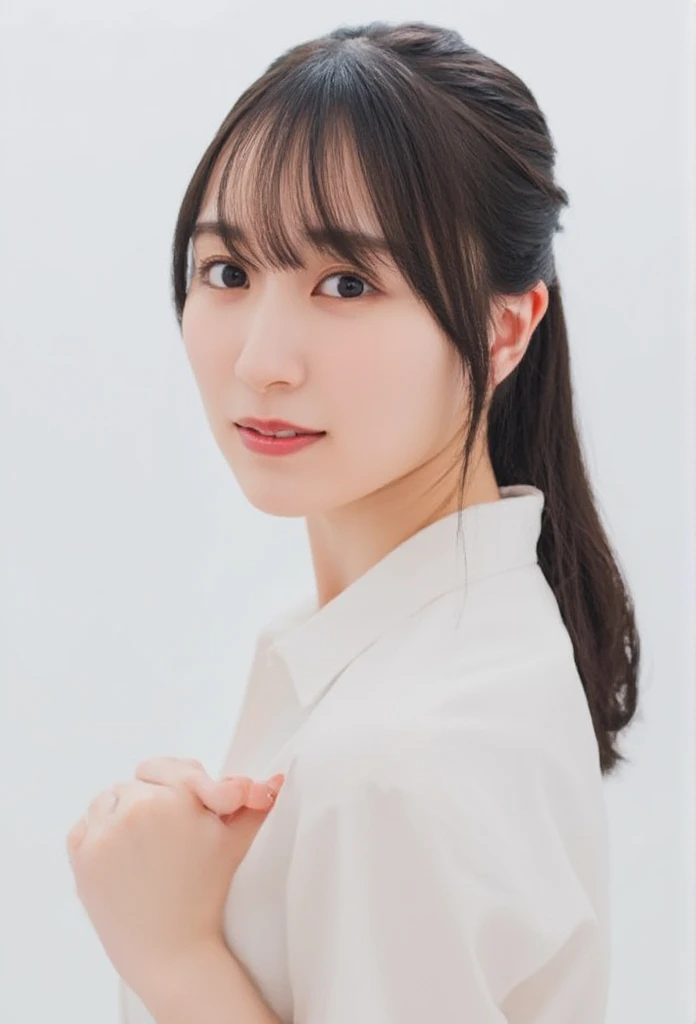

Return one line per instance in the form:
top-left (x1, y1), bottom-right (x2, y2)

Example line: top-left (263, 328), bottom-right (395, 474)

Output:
top-left (284, 752), bottom-right (607, 1024)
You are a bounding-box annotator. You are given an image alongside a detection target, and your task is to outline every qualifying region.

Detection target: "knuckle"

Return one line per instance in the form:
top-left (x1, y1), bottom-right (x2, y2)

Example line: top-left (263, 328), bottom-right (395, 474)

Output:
top-left (156, 780), bottom-right (188, 807)
top-left (66, 818), bottom-right (87, 852)
top-left (86, 788), bottom-right (113, 816)
top-left (135, 756), bottom-right (205, 780)
top-left (222, 773), bottom-right (245, 784)
top-left (218, 776), bottom-right (248, 805)
top-left (185, 766), bottom-right (211, 787)
top-left (121, 790), bottom-right (158, 825)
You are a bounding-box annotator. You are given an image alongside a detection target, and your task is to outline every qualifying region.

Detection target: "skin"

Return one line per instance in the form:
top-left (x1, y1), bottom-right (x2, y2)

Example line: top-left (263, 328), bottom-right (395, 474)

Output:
top-left (182, 140), bottom-right (549, 607)
top-left (66, 136), bottom-right (548, 1017)
top-left (66, 758), bottom-right (285, 1014)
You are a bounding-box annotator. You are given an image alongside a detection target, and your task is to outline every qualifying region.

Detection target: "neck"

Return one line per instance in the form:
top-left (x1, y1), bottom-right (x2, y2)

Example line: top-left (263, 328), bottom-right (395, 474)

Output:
top-left (305, 437), bottom-right (500, 610)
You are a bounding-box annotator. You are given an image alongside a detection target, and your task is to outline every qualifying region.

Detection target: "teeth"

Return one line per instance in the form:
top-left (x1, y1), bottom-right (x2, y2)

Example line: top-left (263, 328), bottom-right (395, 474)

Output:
top-left (253, 427), bottom-right (298, 437)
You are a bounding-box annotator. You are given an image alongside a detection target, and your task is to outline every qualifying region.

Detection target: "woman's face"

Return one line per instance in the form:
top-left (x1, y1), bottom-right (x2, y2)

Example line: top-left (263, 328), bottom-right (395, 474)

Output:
top-left (181, 148), bottom-right (469, 519)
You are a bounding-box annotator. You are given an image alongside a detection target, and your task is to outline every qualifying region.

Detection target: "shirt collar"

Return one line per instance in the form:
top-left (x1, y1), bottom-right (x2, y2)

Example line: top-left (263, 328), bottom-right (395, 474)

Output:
top-left (270, 484), bottom-right (545, 708)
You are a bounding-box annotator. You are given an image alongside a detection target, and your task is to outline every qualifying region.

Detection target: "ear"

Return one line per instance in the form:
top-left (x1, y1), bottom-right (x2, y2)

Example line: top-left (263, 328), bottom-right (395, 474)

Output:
top-left (488, 280), bottom-right (549, 389)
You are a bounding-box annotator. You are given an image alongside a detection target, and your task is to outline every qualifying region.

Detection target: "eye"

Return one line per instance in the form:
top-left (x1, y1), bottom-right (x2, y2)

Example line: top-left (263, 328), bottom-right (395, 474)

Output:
top-left (194, 258), bottom-right (248, 290)
top-left (194, 257), bottom-right (378, 299)
top-left (318, 272), bottom-right (377, 300)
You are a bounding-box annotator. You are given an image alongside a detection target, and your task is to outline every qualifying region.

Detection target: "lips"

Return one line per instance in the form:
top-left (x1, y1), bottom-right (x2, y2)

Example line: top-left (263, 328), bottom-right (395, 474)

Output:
top-left (236, 424), bottom-right (326, 455)
top-left (246, 426), bottom-right (319, 437)
top-left (235, 417), bottom-right (325, 436)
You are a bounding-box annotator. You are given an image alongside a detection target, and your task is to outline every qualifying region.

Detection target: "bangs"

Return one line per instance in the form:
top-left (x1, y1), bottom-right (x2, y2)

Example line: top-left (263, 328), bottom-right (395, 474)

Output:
top-left (190, 107), bottom-right (405, 284)
top-left (174, 39), bottom-right (490, 354)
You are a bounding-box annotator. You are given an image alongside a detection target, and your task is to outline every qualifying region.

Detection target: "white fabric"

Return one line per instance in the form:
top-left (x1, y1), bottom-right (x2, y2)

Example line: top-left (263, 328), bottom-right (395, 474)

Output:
top-left (119, 485), bottom-right (611, 1023)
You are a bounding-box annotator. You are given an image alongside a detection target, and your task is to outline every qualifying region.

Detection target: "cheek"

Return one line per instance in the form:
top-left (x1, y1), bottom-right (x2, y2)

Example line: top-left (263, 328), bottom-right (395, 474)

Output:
top-left (181, 300), bottom-right (235, 392)
top-left (327, 331), bottom-right (461, 461)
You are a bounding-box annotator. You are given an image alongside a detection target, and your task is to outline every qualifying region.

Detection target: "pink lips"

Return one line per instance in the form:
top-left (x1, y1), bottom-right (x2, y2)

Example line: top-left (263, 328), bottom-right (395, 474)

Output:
top-left (236, 425), bottom-right (326, 456)
top-left (236, 416), bottom-right (324, 435)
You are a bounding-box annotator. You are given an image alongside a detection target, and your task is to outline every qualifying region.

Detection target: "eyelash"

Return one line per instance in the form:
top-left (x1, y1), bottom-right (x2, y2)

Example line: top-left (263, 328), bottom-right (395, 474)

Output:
top-left (193, 255), bottom-right (379, 297)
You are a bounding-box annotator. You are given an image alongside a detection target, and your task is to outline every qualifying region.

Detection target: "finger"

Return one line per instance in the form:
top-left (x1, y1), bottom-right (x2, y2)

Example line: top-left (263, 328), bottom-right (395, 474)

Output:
top-left (66, 816), bottom-right (88, 857)
top-left (135, 757), bottom-right (232, 811)
top-left (191, 772), bottom-right (282, 815)
top-left (135, 756), bottom-right (218, 796)
top-left (218, 776), bottom-right (284, 813)
top-left (67, 782), bottom-right (125, 860)
top-left (241, 776), bottom-right (285, 811)
top-left (86, 786), bottom-right (121, 823)
top-left (134, 753), bottom-right (202, 774)
top-left (135, 757), bottom-right (255, 815)
top-left (134, 757), bottom-right (284, 815)
top-left (217, 776), bottom-right (284, 830)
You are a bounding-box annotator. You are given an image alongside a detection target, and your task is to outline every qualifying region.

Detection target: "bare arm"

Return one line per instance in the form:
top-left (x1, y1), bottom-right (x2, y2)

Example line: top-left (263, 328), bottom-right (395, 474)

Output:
top-left (144, 940), bottom-right (283, 1024)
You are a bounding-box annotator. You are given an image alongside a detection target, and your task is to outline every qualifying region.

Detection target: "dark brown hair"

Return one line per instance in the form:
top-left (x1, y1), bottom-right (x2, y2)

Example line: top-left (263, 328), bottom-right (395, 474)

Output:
top-left (170, 21), bottom-right (639, 775)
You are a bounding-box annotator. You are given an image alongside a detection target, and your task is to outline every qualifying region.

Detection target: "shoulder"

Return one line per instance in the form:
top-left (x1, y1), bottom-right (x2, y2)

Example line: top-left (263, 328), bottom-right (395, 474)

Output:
top-left (286, 682), bottom-right (554, 818)
top-left (280, 696), bottom-right (605, 936)
top-left (285, 640), bottom-right (605, 850)
top-left (287, 713), bottom-right (432, 813)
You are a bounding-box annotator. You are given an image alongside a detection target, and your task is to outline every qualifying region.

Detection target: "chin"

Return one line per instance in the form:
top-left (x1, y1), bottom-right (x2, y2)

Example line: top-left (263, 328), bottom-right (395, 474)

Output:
top-left (236, 483), bottom-right (322, 519)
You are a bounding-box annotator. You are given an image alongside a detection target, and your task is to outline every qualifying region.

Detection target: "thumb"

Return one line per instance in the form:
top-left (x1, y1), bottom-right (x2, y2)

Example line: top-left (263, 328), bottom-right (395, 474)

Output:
top-left (219, 775), bottom-right (285, 826)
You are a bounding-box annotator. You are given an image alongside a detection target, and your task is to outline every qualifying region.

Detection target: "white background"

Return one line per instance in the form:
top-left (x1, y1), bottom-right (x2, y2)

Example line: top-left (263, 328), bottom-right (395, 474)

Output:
top-left (1, 1), bottom-right (694, 1021)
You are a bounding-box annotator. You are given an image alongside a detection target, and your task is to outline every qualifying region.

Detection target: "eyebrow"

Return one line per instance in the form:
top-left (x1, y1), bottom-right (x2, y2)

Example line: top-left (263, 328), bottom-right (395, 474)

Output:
top-left (191, 219), bottom-right (392, 254)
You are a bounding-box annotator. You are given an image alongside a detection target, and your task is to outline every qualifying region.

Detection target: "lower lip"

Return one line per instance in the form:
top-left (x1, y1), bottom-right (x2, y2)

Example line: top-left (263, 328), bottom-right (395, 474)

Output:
top-left (236, 425), bottom-right (326, 455)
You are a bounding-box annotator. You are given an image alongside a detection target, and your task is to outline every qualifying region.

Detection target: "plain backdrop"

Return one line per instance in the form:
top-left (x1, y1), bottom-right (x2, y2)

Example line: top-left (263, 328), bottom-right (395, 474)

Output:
top-left (1, 1), bottom-right (694, 1022)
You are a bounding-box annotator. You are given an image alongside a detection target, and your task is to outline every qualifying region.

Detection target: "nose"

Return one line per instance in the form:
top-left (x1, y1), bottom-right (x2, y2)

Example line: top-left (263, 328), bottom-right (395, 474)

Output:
top-left (233, 302), bottom-right (307, 393)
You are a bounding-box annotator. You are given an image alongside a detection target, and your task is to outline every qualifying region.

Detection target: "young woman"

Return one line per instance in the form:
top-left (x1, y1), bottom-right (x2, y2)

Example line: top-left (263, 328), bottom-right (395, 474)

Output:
top-left (67, 20), bottom-right (640, 1024)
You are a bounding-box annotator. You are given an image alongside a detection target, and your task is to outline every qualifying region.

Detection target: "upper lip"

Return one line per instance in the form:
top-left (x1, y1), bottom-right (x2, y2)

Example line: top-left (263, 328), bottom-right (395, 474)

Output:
top-left (235, 416), bottom-right (325, 435)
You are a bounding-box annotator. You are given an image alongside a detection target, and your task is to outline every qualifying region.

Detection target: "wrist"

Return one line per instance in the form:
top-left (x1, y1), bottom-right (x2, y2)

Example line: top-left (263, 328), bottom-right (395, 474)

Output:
top-left (138, 938), bottom-right (282, 1024)
top-left (138, 938), bottom-right (233, 1022)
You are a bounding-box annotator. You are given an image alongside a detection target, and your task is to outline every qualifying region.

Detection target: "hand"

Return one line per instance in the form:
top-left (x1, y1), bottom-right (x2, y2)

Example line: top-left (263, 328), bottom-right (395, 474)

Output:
top-left (134, 756), bottom-right (285, 823)
top-left (65, 757), bottom-right (284, 1005)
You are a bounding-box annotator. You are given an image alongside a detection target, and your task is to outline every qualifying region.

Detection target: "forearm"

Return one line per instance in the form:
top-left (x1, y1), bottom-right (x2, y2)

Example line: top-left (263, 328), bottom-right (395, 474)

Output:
top-left (142, 940), bottom-right (284, 1024)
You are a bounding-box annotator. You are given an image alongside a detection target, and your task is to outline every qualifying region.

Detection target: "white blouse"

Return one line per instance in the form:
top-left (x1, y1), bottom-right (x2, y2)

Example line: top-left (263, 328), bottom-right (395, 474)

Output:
top-left (119, 484), bottom-right (611, 1023)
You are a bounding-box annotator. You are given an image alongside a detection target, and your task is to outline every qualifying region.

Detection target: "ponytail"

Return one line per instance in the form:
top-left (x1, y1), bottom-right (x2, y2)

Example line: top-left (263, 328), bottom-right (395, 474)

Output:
top-left (488, 279), bottom-right (640, 776)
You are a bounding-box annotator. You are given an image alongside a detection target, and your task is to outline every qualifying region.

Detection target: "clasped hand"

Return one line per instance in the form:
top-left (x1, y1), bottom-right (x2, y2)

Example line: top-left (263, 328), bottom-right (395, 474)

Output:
top-left (66, 757), bottom-right (285, 1004)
